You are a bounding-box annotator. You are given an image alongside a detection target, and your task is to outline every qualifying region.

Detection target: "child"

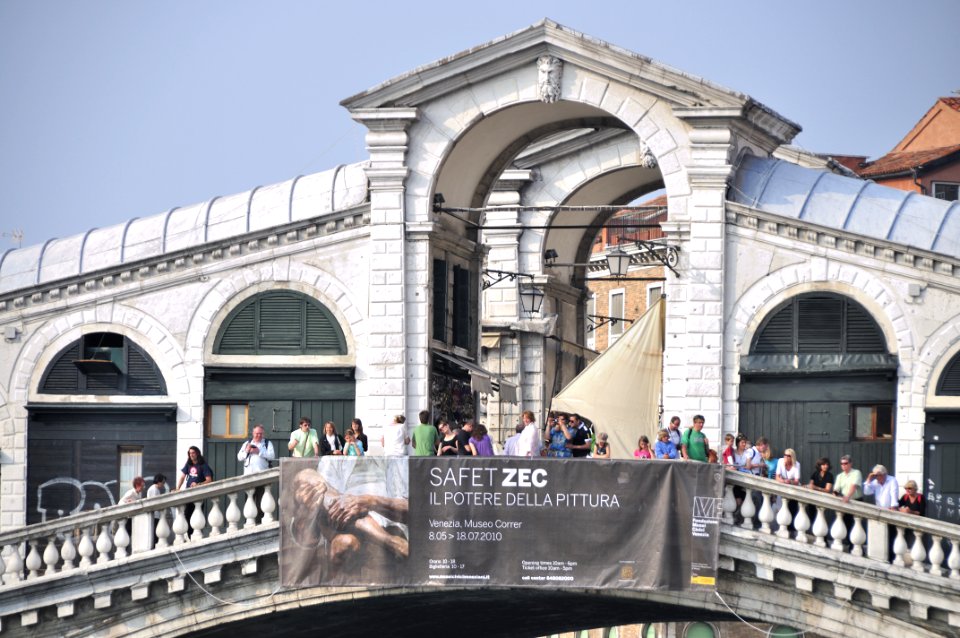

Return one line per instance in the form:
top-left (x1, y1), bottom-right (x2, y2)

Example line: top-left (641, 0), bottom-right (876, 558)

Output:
top-left (343, 429), bottom-right (364, 456)
top-left (721, 433), bottom-right (735, 466)
top-left (593, 432), bottom-right (611, 459)
top-left (654, 429), bottom-right (678, 459)
top-left (634, 435), bottom-right (653, 459)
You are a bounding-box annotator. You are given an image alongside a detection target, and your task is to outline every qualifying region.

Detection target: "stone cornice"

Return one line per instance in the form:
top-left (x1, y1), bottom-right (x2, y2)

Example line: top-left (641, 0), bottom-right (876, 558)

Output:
top-left (726, 201), bottom-right (958, 282)
top-left (340, 20), bottom-right (783, 116)
top-left (0, 205), bottom-right (371, 318)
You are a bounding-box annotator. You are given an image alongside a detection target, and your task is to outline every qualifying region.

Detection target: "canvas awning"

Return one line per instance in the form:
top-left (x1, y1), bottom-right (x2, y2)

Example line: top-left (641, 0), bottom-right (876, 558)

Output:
top-left (433, 351), bottom-right (517, 402)
top-left (551, 296), bottom-right (665, 459)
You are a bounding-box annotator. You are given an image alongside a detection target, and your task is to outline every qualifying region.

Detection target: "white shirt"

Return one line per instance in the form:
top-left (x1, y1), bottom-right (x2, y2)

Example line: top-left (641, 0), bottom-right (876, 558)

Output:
top-left (383, 422), bottom-right (408, 456)
top-left (237, 437), bottom-right (276, 474)
top-left (517, 421), bottom-right (541, 457)
top-left (503, 433), bottom-right (522, 457)
top-left (864, 475), bottom-right (900, 509)
top-left (775, 459), bottom-right (801, 484)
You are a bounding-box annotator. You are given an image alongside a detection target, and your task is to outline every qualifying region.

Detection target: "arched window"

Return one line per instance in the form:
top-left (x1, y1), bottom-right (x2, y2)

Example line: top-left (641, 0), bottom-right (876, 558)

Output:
top-left (752, 293), bottom-right (886, 354)
top-left (213, 291), bottom-right (347, 355)
top-left (39, 332), bottom-right (166, 395)
top-left (936, 350), bottom-right (960, 395)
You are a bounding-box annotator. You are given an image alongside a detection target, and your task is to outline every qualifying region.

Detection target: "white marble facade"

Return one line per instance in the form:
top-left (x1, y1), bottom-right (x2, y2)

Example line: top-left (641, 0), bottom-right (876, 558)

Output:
top-left (2, 20), bottom-right (959, 529)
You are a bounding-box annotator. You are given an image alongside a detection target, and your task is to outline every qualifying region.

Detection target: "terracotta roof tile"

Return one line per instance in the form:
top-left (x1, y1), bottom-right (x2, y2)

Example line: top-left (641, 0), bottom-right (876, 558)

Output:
top-left (855, 144), bottom-right (960, 178)
top-left (941, 97), bottom-right (960, 112)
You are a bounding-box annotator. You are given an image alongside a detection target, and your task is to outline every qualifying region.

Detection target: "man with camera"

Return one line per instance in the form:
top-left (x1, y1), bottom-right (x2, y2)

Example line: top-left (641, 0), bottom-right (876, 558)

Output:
top-left (238, 424), bottom-right (276, 475)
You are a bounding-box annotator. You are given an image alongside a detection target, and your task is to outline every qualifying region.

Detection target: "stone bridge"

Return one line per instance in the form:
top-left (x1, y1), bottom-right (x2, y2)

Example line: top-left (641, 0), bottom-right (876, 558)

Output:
top-left (0, 470), bottom-right (957, 638)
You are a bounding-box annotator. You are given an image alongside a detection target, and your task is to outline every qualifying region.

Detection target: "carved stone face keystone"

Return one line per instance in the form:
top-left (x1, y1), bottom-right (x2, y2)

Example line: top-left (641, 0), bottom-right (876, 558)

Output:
top-left (536, 55), bottom-right (562, 104)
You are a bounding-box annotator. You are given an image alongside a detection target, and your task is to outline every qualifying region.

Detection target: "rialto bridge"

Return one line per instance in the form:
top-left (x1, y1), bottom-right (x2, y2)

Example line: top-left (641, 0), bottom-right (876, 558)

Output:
top-left (2, 19), bottom-right (960, 636)
top-left (0, 471), bottom-right (957, 637)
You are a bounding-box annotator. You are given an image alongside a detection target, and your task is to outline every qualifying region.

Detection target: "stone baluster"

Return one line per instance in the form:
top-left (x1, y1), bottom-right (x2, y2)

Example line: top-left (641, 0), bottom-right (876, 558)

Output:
top-left (910, 531), bottom-right (927, 573)
top-left (739, 488), bottom-right (755, 529)
top-left (189, 503), bottom-right (207, 541)
top-left (114, 521), bottom-right (130, 559)
top-left (0, 546), bottom-right (7, 583)
top-left (156, 512), bottom-right (171, 548)
top-left (829, 513), bottom-right (847, 552)
top-left (758, 493), bottom-right (775, 534)
top-left (42, 536), bottom-right (60, 575)
top-left (78, 528), bottom-right (95, 567)
top-left (172, 507), bottom-right (189, 545)
top-left (947, 539), bottom-right (960, 579)
top-left (261, 486), bottom-right (277, 525)
top-left (721, 485), bottom-right (737, 525)
top-left (226, 493), bottom-right (242, 532)
top-left (775, 499), bottom-right (793, 538)
top-left (5, 544), bottom-right (23, 583)
top-left (811, 507), bottom-right (829, 547)
top-left (923, 535), bottom-right (941, 577)
top-left (208, 500), bottom-right (224, 536)
top-left (243, 489), bottom-right (258, 529)
top-left (892, 526), bottom-right (909, 567)
top-left (849, 517), bottom-right (866, 557)
top-left (95, 525), bottom-right (113, 564)
top-left (25, 541), bottom-right (42, 579)
top-left (60, 534), bottom-right (77, 570)
top-left (793, 503), bottom-right (811, 543)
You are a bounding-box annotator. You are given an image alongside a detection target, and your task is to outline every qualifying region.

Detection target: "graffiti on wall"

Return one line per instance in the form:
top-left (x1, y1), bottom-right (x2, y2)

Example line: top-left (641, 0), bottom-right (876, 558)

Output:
top-left (926, 478), bottom-right (959, 523)
top-left (36, 477), bottom-right (117, 523)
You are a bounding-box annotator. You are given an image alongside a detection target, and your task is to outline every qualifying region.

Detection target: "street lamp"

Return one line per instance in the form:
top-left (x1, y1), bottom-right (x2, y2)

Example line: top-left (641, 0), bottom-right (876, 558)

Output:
top-left (605, 247), bottom-right (631, 278)
top-left (519, 285), bottom-right (545, 315)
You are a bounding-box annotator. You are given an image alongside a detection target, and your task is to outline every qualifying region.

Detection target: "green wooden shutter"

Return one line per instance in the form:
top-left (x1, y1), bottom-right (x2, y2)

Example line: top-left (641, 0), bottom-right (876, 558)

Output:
top-left (433, 259), bottom-right (447, 343)
top-left (753, 304), bottom-right (794, 353)
top-left (305, 304), bottom-right (343, 351)
top-left (126, 342), bottom-right (167, 395)
top-left (845, 301), bottom-right (886, 353)
top-left (452, 265), bottom-right (469, 349)
top-left (797, 295), bottom-right (842, 353)
top-left (937, 351), bottom-right (960, 395)
top-left (217, 303), bottom-right (256, 353)
top-left (258, 293), bottom-right (304, 350)
top-left (40, 343), bottom-right (81, 393)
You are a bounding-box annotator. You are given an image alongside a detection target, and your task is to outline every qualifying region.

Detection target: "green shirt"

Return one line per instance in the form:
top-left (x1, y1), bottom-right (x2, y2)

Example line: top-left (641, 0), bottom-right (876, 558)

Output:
top-left (290, 428), bottom-right (319, 458)
top-left (834, 468), bottom-right (863, 500)
top-left (681, 427), bottom-right (708, 462)
top-left (412, 423), bottom-right (439, 456)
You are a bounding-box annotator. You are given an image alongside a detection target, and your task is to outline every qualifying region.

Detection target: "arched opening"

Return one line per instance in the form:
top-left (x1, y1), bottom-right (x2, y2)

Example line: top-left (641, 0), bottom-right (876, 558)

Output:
top-left (29, 332), bottom-right (175, 524)
top-left (205, 290), bottom-right (355, 481)
top-left (925, 348), bottom-right (960, 523)
top-left (738, 292), bottom-right (898, 481)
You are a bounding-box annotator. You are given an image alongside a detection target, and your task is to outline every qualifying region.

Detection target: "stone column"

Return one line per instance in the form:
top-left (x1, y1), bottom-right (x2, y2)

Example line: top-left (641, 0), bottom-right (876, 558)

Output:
top-left (662, 113), bottom-right (736, 443)
top-left (350, 108), bottom-right (419, 423)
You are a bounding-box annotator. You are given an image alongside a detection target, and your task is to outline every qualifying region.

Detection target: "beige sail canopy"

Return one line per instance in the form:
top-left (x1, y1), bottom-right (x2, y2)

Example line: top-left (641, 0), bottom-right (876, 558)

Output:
top-left (551, 296), bottom-right (665, 460)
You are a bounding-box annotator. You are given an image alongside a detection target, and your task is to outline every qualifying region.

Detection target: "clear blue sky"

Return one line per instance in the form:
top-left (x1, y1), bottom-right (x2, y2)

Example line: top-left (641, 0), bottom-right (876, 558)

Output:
top-left (1, 0), bottom-right (957, 250)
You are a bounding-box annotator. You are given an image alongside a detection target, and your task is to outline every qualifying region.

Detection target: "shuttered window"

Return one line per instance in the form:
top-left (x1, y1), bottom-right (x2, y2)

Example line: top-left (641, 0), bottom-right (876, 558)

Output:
top-left (39, 335), bottom-right (167, 395)
top-left (213, 291), bottom-right (346, 355)
top-left (751, 293), bottom-right (887, 355)
top-left (433, 259), bottom-right (447, 344)
top-left (937, 351), bottom-right (960, 396)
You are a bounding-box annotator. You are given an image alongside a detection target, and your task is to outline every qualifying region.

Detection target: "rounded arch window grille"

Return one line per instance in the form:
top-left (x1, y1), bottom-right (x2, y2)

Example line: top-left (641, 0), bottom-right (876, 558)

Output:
top-left (936, 350), bottom-right (960, 396)
top-left (750, 293), bottom-right (887, 355)
top-left (213, 290), bottom-right (347, 355)
top-left (39, 332), bottom-right (167, 395)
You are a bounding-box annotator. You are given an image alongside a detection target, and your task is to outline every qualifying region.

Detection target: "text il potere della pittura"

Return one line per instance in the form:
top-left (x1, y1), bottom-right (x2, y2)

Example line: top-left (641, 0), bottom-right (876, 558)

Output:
top-left (426, 465), bottom-right (621, 508)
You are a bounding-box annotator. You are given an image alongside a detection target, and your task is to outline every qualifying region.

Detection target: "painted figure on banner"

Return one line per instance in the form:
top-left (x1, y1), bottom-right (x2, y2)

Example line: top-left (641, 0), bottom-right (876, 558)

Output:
top-left (280, 457), bottom-right (409, 587)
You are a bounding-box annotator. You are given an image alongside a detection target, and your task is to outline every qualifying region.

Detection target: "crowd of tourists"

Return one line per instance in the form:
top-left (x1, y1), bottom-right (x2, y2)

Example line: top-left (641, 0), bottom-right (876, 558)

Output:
top-left (114, 410), bottom-right (924, 521)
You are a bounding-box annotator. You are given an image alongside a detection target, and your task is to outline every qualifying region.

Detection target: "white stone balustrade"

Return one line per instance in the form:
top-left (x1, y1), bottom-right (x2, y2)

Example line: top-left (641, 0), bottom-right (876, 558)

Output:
top-left (723, 470), bottom-right (960, 580)
top-left (0, 469), bottom-right (278, 586)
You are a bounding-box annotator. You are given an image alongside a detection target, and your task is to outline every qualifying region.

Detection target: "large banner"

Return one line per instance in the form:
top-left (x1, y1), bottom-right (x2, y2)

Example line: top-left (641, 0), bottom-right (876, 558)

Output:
top-left (279, 457), bottom-right (722, 590)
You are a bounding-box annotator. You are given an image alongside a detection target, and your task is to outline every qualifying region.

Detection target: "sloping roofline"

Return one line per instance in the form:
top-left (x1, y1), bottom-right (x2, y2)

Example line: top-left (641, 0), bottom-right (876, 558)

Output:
top-left (340, 18), bottom-right (800, 136)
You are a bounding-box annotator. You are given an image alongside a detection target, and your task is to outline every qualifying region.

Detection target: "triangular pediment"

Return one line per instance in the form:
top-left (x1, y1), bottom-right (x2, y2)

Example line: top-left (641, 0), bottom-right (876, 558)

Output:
top-left (340, 19), bottom-right (794, 128)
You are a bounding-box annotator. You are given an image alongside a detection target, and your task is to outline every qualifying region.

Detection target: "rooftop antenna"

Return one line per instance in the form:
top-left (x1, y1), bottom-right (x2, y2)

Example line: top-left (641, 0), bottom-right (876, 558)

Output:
top-left (1, 229), bottom-right (23, 248)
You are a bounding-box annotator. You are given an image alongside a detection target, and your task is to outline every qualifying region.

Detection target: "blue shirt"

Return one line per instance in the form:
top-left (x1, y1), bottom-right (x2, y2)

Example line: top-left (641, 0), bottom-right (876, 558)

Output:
top-left (654, 440), bottom-right (678, 459)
